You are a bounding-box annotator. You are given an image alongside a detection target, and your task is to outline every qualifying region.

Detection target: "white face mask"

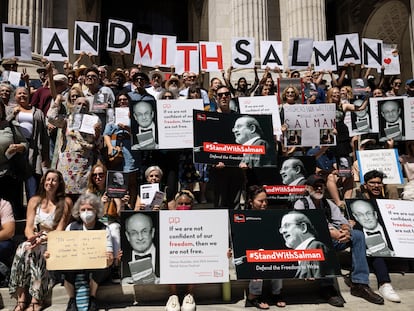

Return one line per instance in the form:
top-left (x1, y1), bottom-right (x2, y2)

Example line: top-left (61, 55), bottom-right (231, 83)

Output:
top-left (80, 210), bottom-right (95, 224)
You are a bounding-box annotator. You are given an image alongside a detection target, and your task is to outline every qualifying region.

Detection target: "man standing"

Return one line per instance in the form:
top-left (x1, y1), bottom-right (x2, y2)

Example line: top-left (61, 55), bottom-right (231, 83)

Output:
top-left (232, 115), bottom-right (274, 167)
top-left (279, 211), bottom-right (331, 278)
top-left (294, 174), bottom-right (384, 307)
top-left (211, 86), bottom-right (245, 209)
top-left (123, 213), bottom-right (158, 284)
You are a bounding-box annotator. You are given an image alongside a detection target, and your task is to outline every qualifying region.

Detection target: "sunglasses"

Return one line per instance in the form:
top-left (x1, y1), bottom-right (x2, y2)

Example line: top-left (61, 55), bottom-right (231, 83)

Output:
top-left (92, 173), bottom-right (105, 178)
top-left (86, 75), bottom-right (98, 79)
top-left (217, 92), bottom-right (231, 98)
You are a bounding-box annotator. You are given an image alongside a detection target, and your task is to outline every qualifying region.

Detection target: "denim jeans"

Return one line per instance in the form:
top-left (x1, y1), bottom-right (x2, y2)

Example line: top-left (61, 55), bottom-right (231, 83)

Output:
top-left (332, 229), bottom-right (369, 285)
top-left (249, 279), bottom-right (283, 296)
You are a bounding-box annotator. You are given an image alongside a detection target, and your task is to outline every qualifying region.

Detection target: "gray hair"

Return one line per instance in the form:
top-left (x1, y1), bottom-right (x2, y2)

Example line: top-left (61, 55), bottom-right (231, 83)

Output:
top-left (144, 165), bottom-right (163, 180)
top-left (72, 193), bottom-right (104, 219)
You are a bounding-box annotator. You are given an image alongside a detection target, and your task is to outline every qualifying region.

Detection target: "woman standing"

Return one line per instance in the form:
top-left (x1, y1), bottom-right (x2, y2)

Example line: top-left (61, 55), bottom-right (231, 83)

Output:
top-left (0, 98), bottom-right (28, 219)
top-left (9, 169), bottom-right (72, 311)
top-left (56, 96), bottom-right (102, 202)
top-left (12, 87), bottom-right (49, 201)
top-left (244, 185), bottom-right (285, 309)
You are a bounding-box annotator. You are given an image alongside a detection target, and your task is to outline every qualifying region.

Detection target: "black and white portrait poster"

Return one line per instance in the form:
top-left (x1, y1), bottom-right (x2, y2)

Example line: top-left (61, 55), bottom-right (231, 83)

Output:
top-left (345, 199), bottom-right (395, 257)
top-left (261, 156), bottom-right (316, 206)
top-left (349, 98), bottom-right (372, 135)
top-left (157, 98), bottom-right (204, 149)
top-left (130, 99), bottom-right (158, 150)
top-left (193, 110), bottom-right (277, 167)
top-left (377, 97), bottom-right (405, 142)
top-left (375, 199), bottom-right (414, 258)
top-left (283, 104), bottom-right (336, 147)
top-left (106, 171), bottom-right (129, 198)
top-left (238, 96), bottom-right (282, 138)
top-left (229, 209), bottom-right (340, 279)
top-left (120, 211), bottom-right (160, 284)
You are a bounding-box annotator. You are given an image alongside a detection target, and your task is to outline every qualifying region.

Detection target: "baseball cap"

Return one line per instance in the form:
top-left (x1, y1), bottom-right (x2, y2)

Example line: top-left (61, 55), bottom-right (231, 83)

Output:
top-left (305, 174), bottom-right (325, 187)
top-left (359, 138), bottom-right (376, 148)
top-left (406, 79), bottom-right (414, 86)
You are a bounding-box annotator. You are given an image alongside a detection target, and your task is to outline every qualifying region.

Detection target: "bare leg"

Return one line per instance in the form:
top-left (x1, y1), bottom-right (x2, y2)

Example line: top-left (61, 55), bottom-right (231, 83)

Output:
top-left (64, 280), bottom-right (75, 298)
top-left (326, 173), bottom-right (342, 206)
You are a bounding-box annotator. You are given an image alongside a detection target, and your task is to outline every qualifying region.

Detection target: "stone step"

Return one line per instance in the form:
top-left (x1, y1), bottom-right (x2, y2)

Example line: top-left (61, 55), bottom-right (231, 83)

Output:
top-left (1, 272), bottom-right (413, 309)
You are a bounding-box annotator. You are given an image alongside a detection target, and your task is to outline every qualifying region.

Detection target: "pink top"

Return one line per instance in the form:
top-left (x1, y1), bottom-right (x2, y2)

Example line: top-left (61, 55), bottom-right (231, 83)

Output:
top-left (0, 198), bottom-right (15, 228)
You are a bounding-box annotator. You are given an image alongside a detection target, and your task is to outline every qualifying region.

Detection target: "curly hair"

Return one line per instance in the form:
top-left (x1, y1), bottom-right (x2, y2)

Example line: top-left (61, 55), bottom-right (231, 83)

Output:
top-left (72, 192), bottom-right (104, 220)
top-left (282, 85), bottom-right (300, 102)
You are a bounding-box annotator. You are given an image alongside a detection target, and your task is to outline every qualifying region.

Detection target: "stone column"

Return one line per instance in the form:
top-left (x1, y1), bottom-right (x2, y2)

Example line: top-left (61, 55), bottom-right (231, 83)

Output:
top-left (231, 0), bottom-right (268, 57)
top-left (279, 0), bottom-right (327, 65)
top-left (8, 0), bottom-right (53, 55)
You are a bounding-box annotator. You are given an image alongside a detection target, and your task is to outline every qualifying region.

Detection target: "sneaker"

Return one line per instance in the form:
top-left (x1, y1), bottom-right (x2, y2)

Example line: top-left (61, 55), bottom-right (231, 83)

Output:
top-left (378, 283), bottom-right (401, 303)
top-left (88, 296), bottom-right (98, 311)
top-left (350, 283), bottom-right (384, 305)
top-left (165, 295), bottom-right (180, 311)
top-left (181, 294), bottom-right (196, 311)
top-left (66, 297), bottom-right (78, 311)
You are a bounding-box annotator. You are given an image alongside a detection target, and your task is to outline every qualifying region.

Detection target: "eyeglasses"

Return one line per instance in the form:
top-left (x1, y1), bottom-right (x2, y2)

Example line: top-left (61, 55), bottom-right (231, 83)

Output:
top-left (86, 75), bottom-right (98, 79)
top-left (394, 82), bottom-right (402, 86)
top-left (188, 76), bottom-right (196, 79)
top-left (286, 91), bottom-right (295, 94)
top-left (217, 92), bottom-right (231, 98)
top-left (169, 80), bottom-right (178, 84)
top-left (92, 173), bottom-right (105, 178)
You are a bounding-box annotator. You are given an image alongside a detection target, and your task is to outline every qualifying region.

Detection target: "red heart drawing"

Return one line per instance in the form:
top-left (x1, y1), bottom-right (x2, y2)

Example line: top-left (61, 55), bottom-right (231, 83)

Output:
top-left (384, 58), bottom-right (392, 64)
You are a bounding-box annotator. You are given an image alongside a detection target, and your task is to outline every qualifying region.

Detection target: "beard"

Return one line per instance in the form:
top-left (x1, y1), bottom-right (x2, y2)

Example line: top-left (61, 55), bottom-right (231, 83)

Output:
top-left (309, 190), bottom-right (324, 200)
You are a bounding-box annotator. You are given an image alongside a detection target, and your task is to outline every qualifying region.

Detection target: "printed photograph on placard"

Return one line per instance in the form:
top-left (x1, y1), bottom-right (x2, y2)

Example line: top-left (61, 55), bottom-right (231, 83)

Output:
top-left (193, 110), bottom-right (276, 167)
top-left (230, 209), bottom-right (340, 279)
top-left (120, 211), bottom-right (159, 285)
top-left (377, 97), bottom-right (405, 142)
top-left (130, 99), bottom-right (158, 150)
top-left (345, 199), bottom-right (395, 257)
top-left (106, 171), bottom-right (129, 198)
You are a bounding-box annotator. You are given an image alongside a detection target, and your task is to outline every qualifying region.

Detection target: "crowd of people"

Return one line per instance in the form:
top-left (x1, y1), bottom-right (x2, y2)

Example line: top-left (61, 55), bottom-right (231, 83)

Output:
top-left (0, 54), bottom-right (413, 311)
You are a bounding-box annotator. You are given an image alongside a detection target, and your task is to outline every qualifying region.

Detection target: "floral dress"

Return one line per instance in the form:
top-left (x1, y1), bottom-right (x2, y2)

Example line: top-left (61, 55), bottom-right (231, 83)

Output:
top-left (57, 119), bottom-right (102, 194)
top-left (9, 205), bottom-right (57, 301)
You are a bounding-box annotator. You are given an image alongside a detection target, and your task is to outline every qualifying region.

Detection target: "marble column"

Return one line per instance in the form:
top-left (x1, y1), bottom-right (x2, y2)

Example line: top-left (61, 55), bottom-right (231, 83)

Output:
top-left (8, 0), bottom-right (52, 55)
top-left (231, 0), bottom-right (268, 57)
top-left (279, 0), bottom-right (326, 66)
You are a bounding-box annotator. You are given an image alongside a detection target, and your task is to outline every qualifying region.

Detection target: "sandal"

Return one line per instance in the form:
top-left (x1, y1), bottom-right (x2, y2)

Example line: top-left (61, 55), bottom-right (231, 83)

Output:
top-left (245, 297), bottom-right (270, 310)
top-left (24, 302), bottom-right (43, 311)
top-left (13, 301), bottom-right (27, 311)
top-left (271, 294), bottom-right (286, 308)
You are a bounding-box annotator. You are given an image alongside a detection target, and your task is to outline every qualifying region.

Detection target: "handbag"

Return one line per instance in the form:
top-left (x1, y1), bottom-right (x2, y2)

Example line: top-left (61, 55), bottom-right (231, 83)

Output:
top-left (106, 145), bottom-right (124, 170)
top-left (9, 122), bottom-right (33, 180)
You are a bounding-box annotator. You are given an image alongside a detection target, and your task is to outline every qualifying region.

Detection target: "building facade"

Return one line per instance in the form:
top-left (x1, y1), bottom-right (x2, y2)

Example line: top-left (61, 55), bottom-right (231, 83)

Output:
top-left (1, 0), bottom-right (413, 81)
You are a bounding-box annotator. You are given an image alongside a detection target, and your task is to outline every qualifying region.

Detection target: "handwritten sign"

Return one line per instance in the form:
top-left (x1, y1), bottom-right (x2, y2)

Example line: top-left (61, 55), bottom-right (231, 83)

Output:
top-left (46, 230), bottom-right (107, 270)
top-left (356, 149), bottom-right (403, 184)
